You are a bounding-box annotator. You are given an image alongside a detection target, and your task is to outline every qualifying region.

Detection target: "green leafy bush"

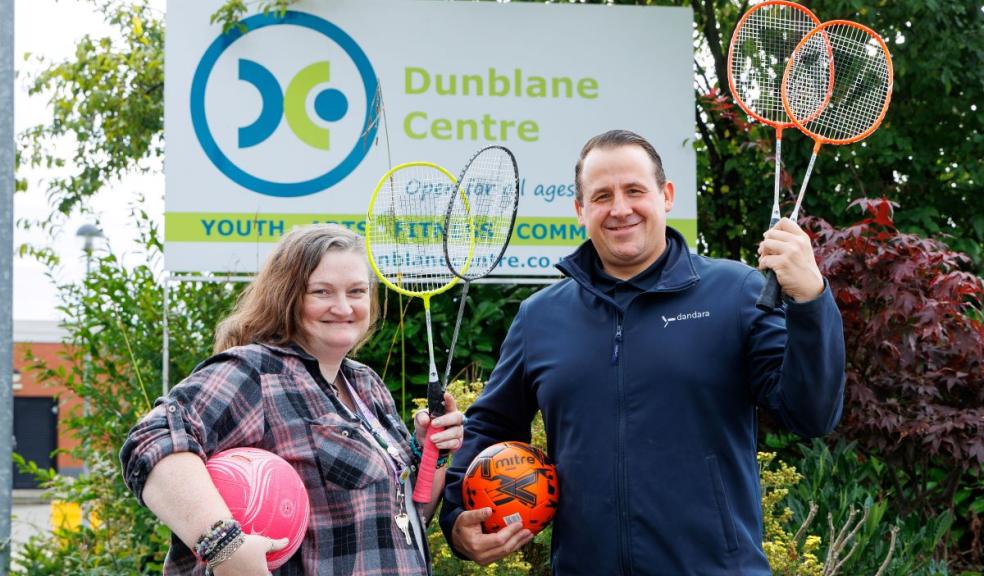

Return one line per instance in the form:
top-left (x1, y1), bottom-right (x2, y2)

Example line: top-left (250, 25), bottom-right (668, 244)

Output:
top-left (784, 439), bottom-right (953, 576)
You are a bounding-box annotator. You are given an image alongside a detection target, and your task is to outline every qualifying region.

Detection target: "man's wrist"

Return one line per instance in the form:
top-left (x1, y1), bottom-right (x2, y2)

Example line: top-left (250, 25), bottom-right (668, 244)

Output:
top-left (787, 277), bottom-right (827, 304)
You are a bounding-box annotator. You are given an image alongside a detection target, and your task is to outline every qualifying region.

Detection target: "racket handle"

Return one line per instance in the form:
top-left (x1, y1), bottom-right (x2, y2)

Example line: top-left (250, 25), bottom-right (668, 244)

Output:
top-left (755, 214), bottom-right (783, 311)
top-left (756, 269), bottom-right (783, 312)
top-left (412, 423), bottom-right (445, 503)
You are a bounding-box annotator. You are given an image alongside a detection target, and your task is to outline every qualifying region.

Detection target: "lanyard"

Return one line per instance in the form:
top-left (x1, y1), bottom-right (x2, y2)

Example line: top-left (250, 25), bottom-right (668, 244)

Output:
top-left (338, 373), bottom-right (408, 484)
top-left (339, 373), bottom-right (423, 556)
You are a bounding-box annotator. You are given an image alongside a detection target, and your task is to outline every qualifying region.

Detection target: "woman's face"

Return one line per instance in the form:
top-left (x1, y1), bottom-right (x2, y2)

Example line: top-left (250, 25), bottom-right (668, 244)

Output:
top-left (299, 250), bottom-right (372, 359)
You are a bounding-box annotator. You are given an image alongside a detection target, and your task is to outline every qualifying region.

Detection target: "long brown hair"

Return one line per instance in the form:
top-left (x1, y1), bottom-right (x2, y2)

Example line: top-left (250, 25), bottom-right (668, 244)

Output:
top-left (214, 224), bottom-right (380, 354)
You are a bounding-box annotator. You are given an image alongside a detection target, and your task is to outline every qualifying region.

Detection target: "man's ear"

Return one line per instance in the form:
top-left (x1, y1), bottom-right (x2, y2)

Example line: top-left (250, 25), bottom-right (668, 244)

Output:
top-left (662, 181), bottom-right (675, 213)
top-left (575, 198), bottom-right (585, 227)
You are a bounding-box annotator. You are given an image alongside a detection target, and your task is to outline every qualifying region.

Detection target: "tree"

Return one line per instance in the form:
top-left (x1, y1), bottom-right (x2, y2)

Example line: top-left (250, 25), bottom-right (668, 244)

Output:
top-left (685, 0), bottom-right (983, 268)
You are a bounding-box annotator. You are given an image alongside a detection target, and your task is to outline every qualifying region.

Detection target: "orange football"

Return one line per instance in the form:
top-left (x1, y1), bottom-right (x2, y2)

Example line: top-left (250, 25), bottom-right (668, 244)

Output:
top-left (462, 441), bottom-right (559, 535)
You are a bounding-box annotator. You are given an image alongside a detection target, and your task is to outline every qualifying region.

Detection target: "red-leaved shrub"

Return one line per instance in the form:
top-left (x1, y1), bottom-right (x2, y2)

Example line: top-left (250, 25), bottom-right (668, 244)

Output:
top-left (805, 198), bottom-right (984, 518)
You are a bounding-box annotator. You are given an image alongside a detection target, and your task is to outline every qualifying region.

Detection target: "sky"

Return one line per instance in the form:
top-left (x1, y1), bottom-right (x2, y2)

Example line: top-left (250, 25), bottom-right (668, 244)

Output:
top-left (13, 0), bottom-right (166, 323)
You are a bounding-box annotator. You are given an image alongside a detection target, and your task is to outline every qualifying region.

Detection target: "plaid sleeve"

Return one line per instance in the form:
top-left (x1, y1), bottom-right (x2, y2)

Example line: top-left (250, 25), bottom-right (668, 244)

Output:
top-left (119, 351), bottom-right (265, 505)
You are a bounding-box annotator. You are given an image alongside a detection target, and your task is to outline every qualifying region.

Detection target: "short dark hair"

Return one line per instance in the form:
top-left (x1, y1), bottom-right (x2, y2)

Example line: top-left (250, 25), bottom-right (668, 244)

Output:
top-left (574, 129), bottom-right (667, 204)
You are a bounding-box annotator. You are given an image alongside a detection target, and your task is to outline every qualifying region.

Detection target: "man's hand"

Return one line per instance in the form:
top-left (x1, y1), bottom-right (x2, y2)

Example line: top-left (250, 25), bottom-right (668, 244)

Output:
top-left (758, 218), bottom-right (824, 303)
top-left (451, 508), bottom-right (534, 565)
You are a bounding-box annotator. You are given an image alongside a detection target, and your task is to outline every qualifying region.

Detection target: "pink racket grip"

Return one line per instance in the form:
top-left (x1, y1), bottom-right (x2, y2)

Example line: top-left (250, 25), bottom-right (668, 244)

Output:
top-left (412, 423), bottom-right (446, 503)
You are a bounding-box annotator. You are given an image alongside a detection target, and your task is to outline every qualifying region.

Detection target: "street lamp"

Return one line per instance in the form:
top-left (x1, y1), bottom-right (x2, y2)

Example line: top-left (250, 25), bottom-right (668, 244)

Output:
top-left (74, 224), bottom-right (102, 529)
top-left (75, 224), bottom-right (104, 278)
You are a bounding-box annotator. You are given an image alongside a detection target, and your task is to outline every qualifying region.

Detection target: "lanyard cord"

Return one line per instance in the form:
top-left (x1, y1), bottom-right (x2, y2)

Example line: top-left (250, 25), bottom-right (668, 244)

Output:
top-left (339, 372), bottom-right (408, 483)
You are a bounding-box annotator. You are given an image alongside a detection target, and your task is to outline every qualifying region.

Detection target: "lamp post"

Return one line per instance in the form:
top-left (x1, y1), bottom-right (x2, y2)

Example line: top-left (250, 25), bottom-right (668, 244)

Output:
top-left (74, 224), bottom-right (102, 529)
top-left (75, 224), bottom-right (104, 278)
top-left (1, 0), bottom-right (14, 572)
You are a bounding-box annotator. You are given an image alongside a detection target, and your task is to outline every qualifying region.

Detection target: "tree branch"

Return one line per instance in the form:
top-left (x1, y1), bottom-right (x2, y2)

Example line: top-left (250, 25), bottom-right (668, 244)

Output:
top-left (694, 100), bottom-right (720, 169)
top-left (691, 0), bottom-right (730, 100)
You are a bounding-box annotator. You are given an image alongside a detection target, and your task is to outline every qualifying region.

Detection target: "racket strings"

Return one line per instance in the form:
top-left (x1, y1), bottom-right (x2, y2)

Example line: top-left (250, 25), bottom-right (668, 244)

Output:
top-left (730, 4), bottom-right (819, 125)
top-left (786, 24), bottom-right (892, 142)
top-left (370, 165), bottom-right (459, 295)
top-left (446, 148), bottom-right (519, 280)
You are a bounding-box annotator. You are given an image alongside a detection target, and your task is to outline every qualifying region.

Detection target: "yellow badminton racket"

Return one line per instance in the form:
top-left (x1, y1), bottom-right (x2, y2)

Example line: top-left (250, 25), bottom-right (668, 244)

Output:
top-left (366, 161), bottom-right (473, 503)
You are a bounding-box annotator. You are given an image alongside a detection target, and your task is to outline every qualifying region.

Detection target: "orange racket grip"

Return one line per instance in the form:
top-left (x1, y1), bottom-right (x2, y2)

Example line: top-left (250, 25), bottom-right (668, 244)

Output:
top-left (412, 424), bottom-right (445, 503)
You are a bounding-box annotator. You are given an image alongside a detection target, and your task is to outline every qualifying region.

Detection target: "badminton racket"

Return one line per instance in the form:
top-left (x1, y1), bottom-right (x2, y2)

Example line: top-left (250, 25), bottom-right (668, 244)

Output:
top-left (442, 146), bottom-right (520, 388)
top-left (727, 0), bottom-right (825, 310)
top-left (757, 19), bottom-right (893, 307)
top-left (365, 161), bottom-right (470, 503)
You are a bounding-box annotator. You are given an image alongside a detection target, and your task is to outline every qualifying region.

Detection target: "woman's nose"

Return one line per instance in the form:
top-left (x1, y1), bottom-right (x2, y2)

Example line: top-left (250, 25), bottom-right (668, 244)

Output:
top-left (329, 295), bottom-right (352, 314)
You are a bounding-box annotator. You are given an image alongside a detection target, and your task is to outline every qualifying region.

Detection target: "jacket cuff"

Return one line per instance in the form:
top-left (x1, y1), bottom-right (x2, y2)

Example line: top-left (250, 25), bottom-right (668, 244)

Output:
top-left (438, 504), bottom-right (472, 560)
top-left (782, 278), bottom-right (833, 311)
top-left (119, 398), bottom-right (207, 505)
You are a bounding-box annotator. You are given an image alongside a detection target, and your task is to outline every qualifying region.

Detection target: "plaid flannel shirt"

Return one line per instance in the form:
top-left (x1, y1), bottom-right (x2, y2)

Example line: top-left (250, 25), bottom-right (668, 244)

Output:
top-left (119, 343), bottom-right (429, 575)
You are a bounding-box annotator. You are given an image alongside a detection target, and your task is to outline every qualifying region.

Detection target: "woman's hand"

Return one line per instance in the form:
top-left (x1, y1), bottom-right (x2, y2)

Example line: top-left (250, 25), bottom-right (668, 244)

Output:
top-left (413, 392), bottom-right (465, 452)
top-left (413, 392), bottom-right (466, 521)
top-left (212, 535), bottom-right (288, 576)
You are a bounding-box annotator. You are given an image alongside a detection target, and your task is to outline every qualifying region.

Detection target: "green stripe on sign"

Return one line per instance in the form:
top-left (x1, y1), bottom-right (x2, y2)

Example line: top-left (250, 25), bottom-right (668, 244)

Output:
top-left (669, 218), bottom-right (697, 246)
top-left (510, 217), bottom-right (696, 247)
top-left (165, 213), bottom-right (368, 242)
top-left (165, 212), bottom-right (698, 248)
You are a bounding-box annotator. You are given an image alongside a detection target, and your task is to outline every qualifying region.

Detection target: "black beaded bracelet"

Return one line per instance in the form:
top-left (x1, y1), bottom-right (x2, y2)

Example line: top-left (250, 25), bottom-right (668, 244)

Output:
top-left (203, 524), bottom-right (243, 563)
top-left (410, 436), bottom-right (450, 467)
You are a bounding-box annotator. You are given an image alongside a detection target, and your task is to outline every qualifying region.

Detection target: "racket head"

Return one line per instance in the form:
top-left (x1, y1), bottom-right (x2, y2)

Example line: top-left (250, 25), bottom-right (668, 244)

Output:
top-left (444, 146), bottom-right (520, 282)
top-left (366, 162), bottom-right (463, 300)
top-left (782, 20), bottom-right (894, 146)
top-left (727, 0), bottom-right (822, 130)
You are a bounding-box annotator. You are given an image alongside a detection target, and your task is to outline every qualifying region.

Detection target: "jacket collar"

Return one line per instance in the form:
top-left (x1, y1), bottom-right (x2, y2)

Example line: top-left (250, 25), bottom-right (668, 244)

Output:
top-left (556, 226), bottom-right (700, 295)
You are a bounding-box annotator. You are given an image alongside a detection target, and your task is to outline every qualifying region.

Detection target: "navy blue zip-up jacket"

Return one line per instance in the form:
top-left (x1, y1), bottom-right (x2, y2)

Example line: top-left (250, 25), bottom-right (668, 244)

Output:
top-left (440, 228), bottom-right (846, 575)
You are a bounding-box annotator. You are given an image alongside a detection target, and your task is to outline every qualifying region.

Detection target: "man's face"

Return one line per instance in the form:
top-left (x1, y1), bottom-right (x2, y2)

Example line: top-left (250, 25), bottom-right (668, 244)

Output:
top-left (575, 145), bottom-right (675, 280)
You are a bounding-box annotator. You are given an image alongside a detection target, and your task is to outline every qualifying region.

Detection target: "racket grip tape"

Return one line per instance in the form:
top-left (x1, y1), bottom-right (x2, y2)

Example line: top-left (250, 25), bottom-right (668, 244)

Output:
top-left (756, 269), bottom-right (783, 312)
top-left (412, 423), bottom-right (445, 503)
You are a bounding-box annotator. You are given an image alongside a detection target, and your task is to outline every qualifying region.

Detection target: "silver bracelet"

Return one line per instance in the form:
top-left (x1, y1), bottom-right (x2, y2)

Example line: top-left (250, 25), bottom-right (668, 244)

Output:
top-left (206, 531), bottom-right (246, 570)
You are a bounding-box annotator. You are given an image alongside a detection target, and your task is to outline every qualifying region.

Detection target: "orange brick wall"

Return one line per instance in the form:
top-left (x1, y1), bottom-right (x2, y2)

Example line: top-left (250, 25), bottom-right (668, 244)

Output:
top-left (13, 341), bottom-right (84, 474)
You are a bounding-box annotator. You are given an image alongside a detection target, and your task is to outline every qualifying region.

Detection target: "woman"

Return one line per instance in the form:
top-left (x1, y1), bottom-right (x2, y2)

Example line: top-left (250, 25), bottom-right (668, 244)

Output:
top-left (120, 224), bottom-right (465, 575)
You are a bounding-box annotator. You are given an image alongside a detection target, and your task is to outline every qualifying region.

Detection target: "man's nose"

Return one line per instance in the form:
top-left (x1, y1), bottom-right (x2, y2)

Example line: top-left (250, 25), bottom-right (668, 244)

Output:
top-left (611, 192), bottom-right (632, 216)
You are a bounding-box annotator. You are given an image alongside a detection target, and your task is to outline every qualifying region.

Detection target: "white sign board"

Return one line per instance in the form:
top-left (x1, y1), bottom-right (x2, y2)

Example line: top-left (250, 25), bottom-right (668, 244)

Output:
top-left (165, 0), bottom-right (696, 276)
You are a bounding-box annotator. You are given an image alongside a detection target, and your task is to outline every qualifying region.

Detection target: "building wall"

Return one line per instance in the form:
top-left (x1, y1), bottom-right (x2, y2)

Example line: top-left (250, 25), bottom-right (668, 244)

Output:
top-left (13, 321), bottom-right (83, 476)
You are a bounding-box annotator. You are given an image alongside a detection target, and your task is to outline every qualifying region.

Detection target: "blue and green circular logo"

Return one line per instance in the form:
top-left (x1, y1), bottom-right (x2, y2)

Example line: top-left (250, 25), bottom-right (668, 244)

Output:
top-left (190, 11), bottom-right (378, 198)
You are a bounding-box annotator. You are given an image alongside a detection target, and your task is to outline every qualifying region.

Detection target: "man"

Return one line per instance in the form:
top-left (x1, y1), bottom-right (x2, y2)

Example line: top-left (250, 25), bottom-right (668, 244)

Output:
top-left (439, 130), bottom-right (845, 575)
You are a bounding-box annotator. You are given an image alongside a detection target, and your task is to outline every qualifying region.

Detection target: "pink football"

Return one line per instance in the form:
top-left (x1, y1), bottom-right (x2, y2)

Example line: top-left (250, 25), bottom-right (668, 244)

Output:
top-left (206, 447), bottom-right (310, 569)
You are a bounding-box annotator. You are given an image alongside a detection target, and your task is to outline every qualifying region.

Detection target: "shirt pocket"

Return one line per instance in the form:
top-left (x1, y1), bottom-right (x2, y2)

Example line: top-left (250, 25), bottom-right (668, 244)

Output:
top-left (308, 418), bottom-right (389, 490)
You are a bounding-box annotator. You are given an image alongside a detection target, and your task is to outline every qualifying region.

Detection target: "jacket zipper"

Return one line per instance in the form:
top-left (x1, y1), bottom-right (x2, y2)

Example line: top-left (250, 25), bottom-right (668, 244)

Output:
top-left (614, 312), bottom-right (631, 575)
top-left (611, 322), bottom-right (623, 365)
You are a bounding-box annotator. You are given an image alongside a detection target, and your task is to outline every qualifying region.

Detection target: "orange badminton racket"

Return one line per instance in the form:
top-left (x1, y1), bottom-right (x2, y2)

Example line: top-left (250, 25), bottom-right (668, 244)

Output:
top-left (727, 1), bottom-right (827, 310)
